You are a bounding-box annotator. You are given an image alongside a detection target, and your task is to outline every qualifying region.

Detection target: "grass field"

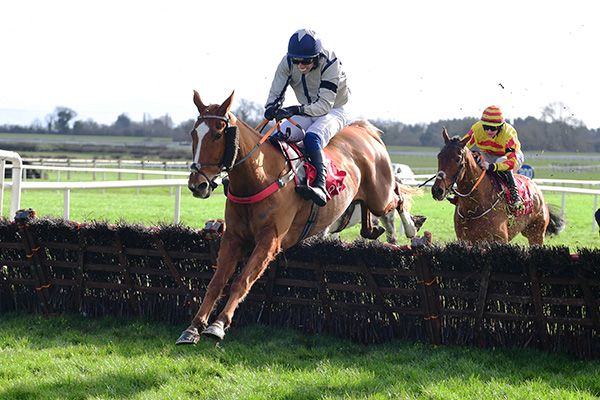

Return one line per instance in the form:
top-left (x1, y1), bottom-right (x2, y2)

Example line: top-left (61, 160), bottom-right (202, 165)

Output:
top-left (1, 313), bottom-right (599, 400)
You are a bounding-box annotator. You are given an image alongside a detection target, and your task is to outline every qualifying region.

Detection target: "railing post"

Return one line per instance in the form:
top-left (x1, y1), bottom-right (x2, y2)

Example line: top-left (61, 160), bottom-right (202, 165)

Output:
top-left (174, 185), bottom-right (181, 224)
top-left (593, 195), bottom-right (598, 232)
top-left (64, 189), bottom-right (71, 219)
top-left (0, 159), bottom-right (5, 217)
top-left (0, 150), bottom-right (23, 220)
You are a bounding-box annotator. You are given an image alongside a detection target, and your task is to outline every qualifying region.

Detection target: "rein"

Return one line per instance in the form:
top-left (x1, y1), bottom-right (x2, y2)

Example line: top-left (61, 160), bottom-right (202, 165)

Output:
top-left (452, 168), bottom-right (486, 197)
top-left (190, 115), bottom-right (303, 204)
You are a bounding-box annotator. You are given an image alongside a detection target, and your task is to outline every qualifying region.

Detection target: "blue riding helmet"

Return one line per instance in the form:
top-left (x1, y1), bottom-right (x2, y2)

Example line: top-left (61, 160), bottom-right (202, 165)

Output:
top-left (287, 29), bottom-right (322, 59)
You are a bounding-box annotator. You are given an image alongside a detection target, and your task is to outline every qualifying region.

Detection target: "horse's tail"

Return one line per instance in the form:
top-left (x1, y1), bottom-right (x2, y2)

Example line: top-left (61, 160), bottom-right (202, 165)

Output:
top-left (394, 177), bottom-right (422, 211)
top-left (545, 204), bottom-right (566, 236)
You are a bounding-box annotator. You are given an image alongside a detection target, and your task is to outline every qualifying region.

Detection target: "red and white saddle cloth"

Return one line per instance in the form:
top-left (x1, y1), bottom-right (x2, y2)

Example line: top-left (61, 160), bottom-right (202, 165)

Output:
top-left (279, 141), bottom-right (347, 200)
top-left (491, 174), bottom-right (534, 216)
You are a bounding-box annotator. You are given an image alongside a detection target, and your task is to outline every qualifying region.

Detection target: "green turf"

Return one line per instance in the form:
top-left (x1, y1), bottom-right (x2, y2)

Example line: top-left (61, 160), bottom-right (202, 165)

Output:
top-left (0, 313), bottom-right (598, 400)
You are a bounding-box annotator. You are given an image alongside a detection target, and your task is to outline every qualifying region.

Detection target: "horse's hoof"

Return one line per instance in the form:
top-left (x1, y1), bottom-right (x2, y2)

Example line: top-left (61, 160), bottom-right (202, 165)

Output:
top-left (361, 226), bottom-right (385, 240)
top-left (202, 320), bottom-right (226, 341)
top-left (412, 215), bottom-right (427, 231)
top-left (175, 327), bottom-right (200, 345)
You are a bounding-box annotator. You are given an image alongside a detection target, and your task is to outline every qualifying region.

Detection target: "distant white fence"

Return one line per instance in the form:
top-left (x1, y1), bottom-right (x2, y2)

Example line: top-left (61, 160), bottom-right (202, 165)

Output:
top-left (1, 157), bottom-right (599, 231)
top-left (0, 150), bottom-right (23, 219)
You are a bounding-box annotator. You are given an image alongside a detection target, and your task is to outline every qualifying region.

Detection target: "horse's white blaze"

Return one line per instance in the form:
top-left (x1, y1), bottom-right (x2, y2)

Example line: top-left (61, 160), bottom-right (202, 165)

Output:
top-left (192, 122), bottom-right (209, 165)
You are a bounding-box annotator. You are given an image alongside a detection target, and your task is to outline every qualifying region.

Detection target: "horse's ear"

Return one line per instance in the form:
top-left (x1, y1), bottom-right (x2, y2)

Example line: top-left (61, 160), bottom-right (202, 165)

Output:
top-left (460, 135), bottom-right (470, 147)
top-left (217, 91), bottom-right (235, 116)
top-left (193, 90), bottom-right (206, 113)
top-left (442, 127), bottom-right (450, 144)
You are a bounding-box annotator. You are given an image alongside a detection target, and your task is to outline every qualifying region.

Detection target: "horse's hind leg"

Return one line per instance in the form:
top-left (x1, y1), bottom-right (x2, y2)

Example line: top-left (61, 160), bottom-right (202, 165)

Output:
top-left (522, 216), bottom-right (547, 246)
top-left (176, 235), bottom-right (243, 345)
top-left (202, 230), bottom-right (281, 341)
top-left (359, 202), bottom-right (385, 240)
top-left (380, 211), bottom-right (397, 244)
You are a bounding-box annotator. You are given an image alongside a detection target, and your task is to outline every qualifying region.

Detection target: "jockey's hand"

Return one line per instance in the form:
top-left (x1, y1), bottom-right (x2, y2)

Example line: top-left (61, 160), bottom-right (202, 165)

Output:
top-left (481, 160), bottom-right (490, 170)
top-left (275, 105), bottom-right (304, 121)
top-left (486, 162), bottom-right (497, 172)
top-left (264, 104), bottom-right (280, 120)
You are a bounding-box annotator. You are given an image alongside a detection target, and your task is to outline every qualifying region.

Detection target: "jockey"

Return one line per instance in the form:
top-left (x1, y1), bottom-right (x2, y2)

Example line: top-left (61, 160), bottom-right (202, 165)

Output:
top-left (263, 28), bottom-right (349, 207)
top-left (463, 105), bottom-right (525, 210)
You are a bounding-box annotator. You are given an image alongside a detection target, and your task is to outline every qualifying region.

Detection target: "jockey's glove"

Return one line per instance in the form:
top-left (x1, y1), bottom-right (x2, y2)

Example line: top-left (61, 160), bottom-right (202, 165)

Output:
top-left (487, 163), bottom-right (497, 172)
top-left (275, 105), bottom-right (304, 121)
top-left (264, 103), bottom-right (281, 120)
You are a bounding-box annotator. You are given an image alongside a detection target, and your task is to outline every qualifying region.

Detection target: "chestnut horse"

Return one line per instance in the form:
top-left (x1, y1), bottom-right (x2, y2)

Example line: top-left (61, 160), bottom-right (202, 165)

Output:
top-left (176, 91), bottom-right (416, 344)
top-left (431, 128), bottom-right (565, 245)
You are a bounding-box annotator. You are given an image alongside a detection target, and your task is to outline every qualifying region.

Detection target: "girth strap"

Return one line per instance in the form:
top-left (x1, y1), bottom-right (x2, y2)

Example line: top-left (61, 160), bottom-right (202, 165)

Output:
top-left (297, 201), bottom-right (319, 242)
top-left (226, 168), bottom-right (296, 204)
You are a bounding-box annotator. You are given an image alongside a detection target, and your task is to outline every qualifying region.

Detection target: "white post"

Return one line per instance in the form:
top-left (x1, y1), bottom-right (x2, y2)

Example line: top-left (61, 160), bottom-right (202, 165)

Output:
top-left (0, 150), bottom-right (23, 220)
top-left (0, 159), bottom-right (5, 217)
top-left (64, 189), bottom-right (71, 219)
top-left (594, 195), bottom-right (598, 232)
top-left (174, 185), bottom-right (181, 224)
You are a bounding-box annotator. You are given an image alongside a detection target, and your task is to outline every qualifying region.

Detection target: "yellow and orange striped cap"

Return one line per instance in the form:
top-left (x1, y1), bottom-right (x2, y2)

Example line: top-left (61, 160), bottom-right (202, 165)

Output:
top-left (481, 105), bottom-right (504, 126)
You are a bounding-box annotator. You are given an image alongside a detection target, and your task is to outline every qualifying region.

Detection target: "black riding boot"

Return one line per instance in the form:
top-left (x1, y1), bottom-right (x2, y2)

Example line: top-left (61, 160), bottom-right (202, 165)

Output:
top-left (498, 170), bottom-right (524, 210)
top-left (296, 147), bottom-right (328, 207)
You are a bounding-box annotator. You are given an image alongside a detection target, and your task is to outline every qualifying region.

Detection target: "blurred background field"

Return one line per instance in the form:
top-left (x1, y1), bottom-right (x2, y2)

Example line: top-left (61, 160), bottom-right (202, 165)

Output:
top-left (3, 143), bottom-right (599, 251)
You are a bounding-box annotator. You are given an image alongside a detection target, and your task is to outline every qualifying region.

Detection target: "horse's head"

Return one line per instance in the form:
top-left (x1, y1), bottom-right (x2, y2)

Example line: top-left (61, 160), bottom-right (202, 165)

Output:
top-left (188, 90), bottom-right (239, 198)
top-left (431, 127), bottom-right (470, 201)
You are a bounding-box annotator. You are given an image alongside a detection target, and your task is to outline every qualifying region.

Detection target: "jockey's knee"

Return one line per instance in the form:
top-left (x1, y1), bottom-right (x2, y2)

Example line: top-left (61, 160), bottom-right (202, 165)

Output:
top-left (303, 132), bottom-right (322, 151)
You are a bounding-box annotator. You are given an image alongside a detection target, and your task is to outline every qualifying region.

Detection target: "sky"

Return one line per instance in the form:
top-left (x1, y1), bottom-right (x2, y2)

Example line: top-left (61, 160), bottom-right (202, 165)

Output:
top-left (2, 0), bottom-right (599, 129)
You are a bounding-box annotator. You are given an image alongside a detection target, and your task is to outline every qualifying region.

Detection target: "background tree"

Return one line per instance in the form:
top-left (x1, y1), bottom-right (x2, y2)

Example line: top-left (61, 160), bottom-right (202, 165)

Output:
top-left (541, 102), bottom-right (584, 128)
top-left (233, 99), bottom-right (263, 127)
top-left (52, 107), bottom-right (77, 133)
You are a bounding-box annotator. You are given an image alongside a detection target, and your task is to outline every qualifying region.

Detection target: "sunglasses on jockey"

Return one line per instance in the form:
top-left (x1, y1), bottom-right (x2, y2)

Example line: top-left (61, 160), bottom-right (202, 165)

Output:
top-left (482, 124), bottom-right (502, 132)
top-left (291, 57), bottom-right (316, 65)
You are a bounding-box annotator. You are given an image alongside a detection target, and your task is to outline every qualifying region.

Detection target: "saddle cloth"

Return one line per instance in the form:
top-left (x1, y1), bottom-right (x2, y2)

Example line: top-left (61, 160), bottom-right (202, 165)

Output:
top-left (271, 139), bottom-right (347, 200)
top-left (490, 173), bottom-right (534, 216)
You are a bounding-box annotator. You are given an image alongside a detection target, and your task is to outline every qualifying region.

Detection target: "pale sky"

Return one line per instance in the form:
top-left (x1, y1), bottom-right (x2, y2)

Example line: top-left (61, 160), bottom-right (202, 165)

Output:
top-left (2, 0), bottom-right (599, 129)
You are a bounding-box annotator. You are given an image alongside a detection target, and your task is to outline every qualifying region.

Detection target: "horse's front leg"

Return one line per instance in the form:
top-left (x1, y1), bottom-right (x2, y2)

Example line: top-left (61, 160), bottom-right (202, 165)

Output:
top-left (176, 234), bottom-right (244, 345)
top-left (201, 229), bottom-right (281, 341)
top-left (359, 202), bottom-right (385, 240)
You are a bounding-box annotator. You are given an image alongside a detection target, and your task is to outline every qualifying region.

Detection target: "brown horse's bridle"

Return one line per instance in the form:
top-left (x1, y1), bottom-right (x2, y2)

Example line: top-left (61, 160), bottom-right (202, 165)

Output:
top-left (190, 114), bottom-right (238, 171)
top-left (436, 146), bottom-right (486, 198)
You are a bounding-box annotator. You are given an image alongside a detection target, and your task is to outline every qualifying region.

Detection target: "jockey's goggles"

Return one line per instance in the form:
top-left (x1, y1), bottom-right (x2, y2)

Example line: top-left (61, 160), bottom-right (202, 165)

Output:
top-left (291, 57), bottom-right (315, 65)
top-left (482, 124), bottom-right (501, 132)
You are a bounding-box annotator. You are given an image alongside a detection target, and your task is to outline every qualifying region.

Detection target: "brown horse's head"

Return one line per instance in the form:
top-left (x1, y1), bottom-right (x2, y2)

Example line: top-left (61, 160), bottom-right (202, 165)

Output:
top-left (188, 90), bottom-right (237, 198)
top-left (431, 128), bottom-right (470, 201)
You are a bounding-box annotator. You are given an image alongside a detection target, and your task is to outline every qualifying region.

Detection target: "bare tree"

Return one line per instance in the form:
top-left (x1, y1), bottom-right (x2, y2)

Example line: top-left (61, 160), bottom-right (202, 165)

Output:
top-left (541, 102), bottom-right (584, 128)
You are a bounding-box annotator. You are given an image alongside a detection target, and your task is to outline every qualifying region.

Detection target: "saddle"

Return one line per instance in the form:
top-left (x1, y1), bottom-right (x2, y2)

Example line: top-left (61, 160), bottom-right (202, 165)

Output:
top-left (270, 139), bottom-right (347, 201)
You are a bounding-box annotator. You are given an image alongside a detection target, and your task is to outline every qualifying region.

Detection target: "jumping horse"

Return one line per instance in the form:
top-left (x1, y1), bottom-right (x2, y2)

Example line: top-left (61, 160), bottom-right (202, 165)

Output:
top-left (177, 91), bottom-right (417, 344)
top-left (431, 128), bottom-right (565, 245)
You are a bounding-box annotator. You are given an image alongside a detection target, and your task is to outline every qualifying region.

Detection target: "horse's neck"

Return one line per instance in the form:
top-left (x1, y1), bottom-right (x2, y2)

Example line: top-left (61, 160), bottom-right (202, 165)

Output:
top-left (229, 122), bottom-right (286, 192)
top-left (457, 155), bottom-right (491, 202)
